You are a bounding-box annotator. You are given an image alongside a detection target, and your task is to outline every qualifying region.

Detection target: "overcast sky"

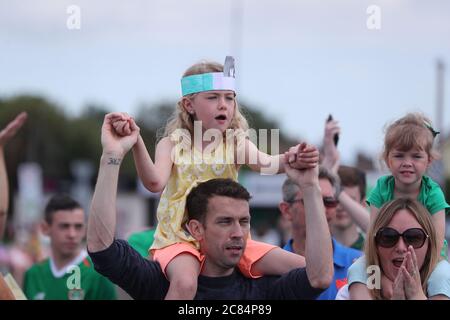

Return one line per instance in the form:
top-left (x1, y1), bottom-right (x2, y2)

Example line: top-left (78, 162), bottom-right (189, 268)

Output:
top-left (1, 0), bottom-right (449, 165)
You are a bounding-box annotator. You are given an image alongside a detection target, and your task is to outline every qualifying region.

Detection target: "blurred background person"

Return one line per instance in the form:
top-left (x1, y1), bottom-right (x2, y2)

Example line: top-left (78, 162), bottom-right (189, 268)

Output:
top-left (23, 194), bottom-right (116, 300)
top-left (251, 220), bottom-right (282, 246)
top-left (127, 228), bottom-right (155, 258)
top-left (279, 167), bottom-right (362, 300)
top-left (331, 166), bottom-right (367, 251)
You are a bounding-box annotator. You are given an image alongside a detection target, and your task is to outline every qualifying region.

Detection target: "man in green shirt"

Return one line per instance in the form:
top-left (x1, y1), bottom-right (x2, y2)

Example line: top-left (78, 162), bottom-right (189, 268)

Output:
top-left (23, 194), bottom-right (116, 300)
top-left (127, 228), bottom-right (155, 258)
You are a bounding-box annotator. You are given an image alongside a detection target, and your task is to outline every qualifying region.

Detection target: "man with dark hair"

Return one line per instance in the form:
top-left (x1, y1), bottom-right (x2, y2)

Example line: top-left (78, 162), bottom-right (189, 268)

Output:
top-left (186, 178), bottom-right (251, 222)
top-left (87, 114), bottom-right (333, 300)
top-left (331, 166), bottom-right (367, 250)
top-left (43, 194), bottom-right (82, 224)
top-left (280, 166), bottom-right (362, 300)
top-left (23, 194), bottom-right (116, 300)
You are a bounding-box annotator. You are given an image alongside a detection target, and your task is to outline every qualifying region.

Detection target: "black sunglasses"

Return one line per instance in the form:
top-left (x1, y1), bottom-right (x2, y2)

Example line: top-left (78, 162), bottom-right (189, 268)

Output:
top-left (288, 197), bottom-right (339, 209)
top-left (375, 227), bottom-right (429, 249)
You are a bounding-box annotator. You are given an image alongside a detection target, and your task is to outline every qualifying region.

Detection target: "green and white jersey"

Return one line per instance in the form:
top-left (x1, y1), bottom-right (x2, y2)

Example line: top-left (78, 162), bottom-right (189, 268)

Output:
top-left (23, 250), bottom-right (116, 300)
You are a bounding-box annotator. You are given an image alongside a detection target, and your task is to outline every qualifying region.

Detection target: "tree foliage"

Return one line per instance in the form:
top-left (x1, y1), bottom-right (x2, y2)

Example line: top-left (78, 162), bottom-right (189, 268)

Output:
top-left (0, 95), bottom-right (301, 192)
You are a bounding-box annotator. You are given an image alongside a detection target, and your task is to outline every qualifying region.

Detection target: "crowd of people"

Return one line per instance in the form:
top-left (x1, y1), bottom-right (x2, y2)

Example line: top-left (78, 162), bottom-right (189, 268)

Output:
top-left (1, 56), bottom-right (449, 300)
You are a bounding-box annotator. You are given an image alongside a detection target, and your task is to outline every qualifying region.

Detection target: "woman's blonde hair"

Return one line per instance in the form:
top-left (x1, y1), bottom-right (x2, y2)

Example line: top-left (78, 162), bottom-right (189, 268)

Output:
top-left (364, 198), bottom-right (439, 300)
top-left (160, 60), bottom-right (249, 140)
top-left (382, 113), bottom-right (439, 165)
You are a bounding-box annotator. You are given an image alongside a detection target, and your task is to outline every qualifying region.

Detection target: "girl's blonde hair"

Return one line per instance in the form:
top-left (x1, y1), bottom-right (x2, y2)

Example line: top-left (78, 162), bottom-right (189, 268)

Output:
top-left (364, 198), bottom-right (439, 300)
top-left (382, 113), bottom-right (439, 165)
top-left (161, 60), bottom-right (249, 140)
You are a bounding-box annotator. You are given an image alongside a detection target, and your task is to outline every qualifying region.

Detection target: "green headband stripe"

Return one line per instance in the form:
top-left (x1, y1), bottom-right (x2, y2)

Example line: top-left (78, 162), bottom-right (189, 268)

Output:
top-left (181, 72), bottom-right (236, 96)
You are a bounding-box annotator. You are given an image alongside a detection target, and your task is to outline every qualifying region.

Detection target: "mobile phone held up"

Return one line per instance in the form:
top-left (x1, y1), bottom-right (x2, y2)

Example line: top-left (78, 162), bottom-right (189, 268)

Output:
top-left (327, 114), bottom-right (339, 146)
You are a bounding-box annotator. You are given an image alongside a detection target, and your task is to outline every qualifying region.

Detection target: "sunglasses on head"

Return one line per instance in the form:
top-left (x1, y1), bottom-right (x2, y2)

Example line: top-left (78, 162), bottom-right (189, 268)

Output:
top-left (288, 197), bottom-right (339, 208)
top-left (375, 227), bottom-right (429, 249)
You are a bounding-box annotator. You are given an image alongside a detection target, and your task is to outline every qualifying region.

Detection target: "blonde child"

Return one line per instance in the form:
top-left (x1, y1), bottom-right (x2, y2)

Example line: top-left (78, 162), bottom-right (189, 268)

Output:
top-left (345, 113), bottom-right (450, 299)
top-left (111, 57), bottom-right (321, 299)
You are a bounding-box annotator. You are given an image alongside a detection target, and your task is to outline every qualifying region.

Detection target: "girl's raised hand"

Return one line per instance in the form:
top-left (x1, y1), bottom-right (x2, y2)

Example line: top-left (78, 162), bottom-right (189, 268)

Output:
top-left (288, 142), bottom-right (319, 170)
top-left (101, 113), bottom-right (140, 156)
top-left (112, 119), bottom-right (132, 136)
top-left (109, 112), bottom-right (133, 137)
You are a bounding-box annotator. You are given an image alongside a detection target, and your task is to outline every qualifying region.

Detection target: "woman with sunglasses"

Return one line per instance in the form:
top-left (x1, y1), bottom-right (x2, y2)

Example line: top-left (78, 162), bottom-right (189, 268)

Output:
top-left (337, 198), bottom-right (450, 300)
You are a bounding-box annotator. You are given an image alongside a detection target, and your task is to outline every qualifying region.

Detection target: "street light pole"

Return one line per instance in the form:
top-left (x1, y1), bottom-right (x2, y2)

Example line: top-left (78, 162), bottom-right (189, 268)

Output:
top-left (230, 0), bottom-right (243, 92)
top-left (436, 59), bottom-right (445, 147)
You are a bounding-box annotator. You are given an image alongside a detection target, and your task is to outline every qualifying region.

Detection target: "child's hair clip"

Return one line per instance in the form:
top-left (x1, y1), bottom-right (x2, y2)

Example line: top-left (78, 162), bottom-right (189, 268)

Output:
top-left (424, 121), bottom-right (440, 138)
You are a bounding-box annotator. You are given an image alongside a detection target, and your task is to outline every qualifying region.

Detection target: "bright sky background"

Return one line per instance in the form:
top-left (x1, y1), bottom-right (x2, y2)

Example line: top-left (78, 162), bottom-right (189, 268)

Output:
top-left (1, 0), bottom-right (449, 165)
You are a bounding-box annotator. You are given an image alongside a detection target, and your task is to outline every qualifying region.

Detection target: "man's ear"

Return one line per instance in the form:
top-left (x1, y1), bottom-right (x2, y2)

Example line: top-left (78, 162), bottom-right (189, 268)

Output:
top-left (187, 219), bottom-right (204, 241)
top-left (279, 202), bottom-right (293, 222)
top-left (41, 220), bottom-right (51, 236)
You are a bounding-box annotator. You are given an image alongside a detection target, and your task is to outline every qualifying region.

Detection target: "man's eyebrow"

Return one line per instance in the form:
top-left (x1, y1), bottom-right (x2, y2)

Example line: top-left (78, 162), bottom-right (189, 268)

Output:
top-left (214, 215), bottom-right (250, 220)
top-left (207, 92), bottom-right (234, 96)
top-left (58, 222), bottom-right (70, 227)
top-left (58, 222), bottom-right (83, 226)
top-left (215, 216), bottom-right (231, 220)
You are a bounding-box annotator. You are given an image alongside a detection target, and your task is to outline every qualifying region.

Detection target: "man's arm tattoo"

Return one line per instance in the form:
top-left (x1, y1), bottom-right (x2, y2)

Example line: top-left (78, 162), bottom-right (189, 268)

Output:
top-left (107, 158), bottom-right (121, 165)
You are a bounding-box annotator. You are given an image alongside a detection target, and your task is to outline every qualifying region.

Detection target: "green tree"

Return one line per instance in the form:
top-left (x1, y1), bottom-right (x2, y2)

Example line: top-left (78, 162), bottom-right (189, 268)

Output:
top-left (0, 96), bottom-right (72, 190)
top-left (0, 95), bottom-right (302, 196)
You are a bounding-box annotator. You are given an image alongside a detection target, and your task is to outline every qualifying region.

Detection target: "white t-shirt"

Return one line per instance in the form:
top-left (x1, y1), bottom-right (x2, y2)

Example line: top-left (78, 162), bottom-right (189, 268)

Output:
top-left (335, 284), bottom-right (350, 300)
